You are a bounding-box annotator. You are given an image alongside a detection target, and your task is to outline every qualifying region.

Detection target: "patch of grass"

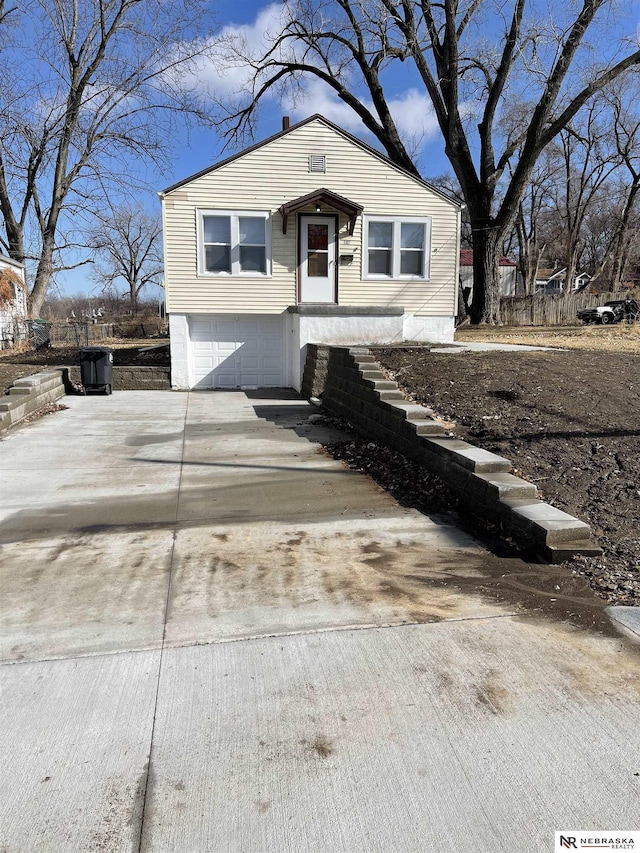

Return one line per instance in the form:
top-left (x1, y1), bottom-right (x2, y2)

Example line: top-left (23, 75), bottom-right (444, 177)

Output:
top-left (456, 323), bottom-right (640, 352)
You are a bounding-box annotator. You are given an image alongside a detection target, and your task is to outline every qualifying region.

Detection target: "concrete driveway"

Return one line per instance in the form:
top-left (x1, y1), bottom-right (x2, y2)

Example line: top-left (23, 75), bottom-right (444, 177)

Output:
top-left (1, 390), bottom-right (639, 852)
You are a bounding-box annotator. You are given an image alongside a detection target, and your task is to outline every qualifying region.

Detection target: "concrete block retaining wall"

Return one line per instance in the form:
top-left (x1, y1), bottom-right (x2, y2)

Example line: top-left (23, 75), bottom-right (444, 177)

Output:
top-left (110, 366), bottom-right (170, 391)
top-left (66, 365), bottom-right (171, 391)
top-left (301, 344), bottom-right (331, 400)
top-left (0, 370), bottom-right (66, 433)
top-left (317, 346), bottom-right (600, 563)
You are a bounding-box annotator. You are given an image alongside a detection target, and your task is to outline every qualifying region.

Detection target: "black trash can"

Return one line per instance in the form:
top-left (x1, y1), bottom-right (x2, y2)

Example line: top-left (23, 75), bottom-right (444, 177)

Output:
top-left (80, 346), bottom-right (113, 395)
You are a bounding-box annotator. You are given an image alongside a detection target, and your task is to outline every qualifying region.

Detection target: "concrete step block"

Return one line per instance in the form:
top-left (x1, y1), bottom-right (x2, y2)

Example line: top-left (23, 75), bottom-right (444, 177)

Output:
top-left (13, 371), bottom-right (62, 387)
top-left (366, 380), bottom-right (398, 391)
top-left (359, 370), bottom-right (386, 381)
top-left (12, 377), bottom-right (40, 387)
top-left (495, 497), bottom-right (541, 523)
top-left (1, 402), bottom-right (27, 425)
top-left (505, 500), bottom-right (592, 545)
top-left (384, 401), bottom-right (432, 420)
top-left (377, 390), bottom-right (405, 401)
top-left (475, 472), bottom-right (538, 502)
top-left (22, 378), bottom-right (63, 397)
top-left (542, 541), bottom-right (603, 563)
top-left (424, 437), bottom-right (512, 473)
top-left (402, 419), bottom-right (447, 436)
top-left (410, 421), bottom-right (447, 436)
top-left (8, 387), bottom-right (32, 396)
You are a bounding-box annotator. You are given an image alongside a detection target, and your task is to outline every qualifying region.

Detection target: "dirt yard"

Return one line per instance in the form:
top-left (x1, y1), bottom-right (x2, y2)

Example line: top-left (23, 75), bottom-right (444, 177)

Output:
top-left (374, 346), bottom-right (640, 605)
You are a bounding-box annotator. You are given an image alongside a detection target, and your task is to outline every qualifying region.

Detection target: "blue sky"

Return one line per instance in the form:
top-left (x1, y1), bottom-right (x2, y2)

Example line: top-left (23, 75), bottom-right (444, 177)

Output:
top-left (56, 0), bottom-right (639, 298)
top-left (163, 0), bottom-right (452, 190)
top-left (59, 0), bottom-right (455, 298)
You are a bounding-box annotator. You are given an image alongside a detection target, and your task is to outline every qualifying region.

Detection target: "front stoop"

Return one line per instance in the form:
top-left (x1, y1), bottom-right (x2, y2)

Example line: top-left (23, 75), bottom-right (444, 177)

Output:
top-left (315, 346), bottom-right (601, 563)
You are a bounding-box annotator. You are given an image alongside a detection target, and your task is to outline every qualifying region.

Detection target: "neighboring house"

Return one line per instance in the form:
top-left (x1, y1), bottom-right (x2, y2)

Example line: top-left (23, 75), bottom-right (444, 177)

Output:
top-left (161, 114), bottom-right (462, 391)
top-left (459, 249), bottom-right (518, 301)
top-left (534, 268), bottom-right (591, 294)
top-left (0, 254), bottom-right (27, 349)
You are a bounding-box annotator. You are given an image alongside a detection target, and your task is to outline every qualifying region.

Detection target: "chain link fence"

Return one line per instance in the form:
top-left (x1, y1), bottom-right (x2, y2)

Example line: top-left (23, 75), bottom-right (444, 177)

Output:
top-left (48, 322), bottom-right (115, 347)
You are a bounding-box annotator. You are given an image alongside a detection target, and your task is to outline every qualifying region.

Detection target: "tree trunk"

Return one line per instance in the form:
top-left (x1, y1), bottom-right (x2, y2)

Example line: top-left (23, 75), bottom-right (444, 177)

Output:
top-left (469, 227), bottom-right (502, 324)
top-left (563, 255), bottom-right (577, 296)
top-left (610, 179), bottom-right (640, 289)
top-left (29, 237), bottom-right (54, 318)
top-left (457, 277), bottom-right (469, 323)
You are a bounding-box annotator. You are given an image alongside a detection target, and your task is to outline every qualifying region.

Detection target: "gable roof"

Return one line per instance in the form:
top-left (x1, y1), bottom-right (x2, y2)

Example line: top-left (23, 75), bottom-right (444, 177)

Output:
top-left (534, 267), bottom-right (591, 283)
top-left (460, 249), bottom-right (516, 267)
top-left (162, 114), bottom-right (462, 208)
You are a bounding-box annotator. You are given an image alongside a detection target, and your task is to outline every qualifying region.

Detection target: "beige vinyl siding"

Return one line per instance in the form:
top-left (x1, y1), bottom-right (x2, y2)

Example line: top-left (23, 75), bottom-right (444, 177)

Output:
top-left (163, 119), bottom-right (458, 316)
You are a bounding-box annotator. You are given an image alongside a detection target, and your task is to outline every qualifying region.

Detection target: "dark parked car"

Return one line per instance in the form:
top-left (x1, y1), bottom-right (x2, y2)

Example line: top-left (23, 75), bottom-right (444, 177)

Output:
top-left (577, 299), bottom-right (639, 325)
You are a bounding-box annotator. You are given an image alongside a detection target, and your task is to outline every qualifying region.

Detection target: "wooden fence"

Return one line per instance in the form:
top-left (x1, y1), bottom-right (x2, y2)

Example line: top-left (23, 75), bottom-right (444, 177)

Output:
top-left (499, 291), bottom-right (624, 326)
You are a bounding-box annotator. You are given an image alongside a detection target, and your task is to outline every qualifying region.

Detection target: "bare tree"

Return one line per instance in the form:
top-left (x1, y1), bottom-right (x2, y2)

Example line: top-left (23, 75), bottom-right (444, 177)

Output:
top-left (509, 148), bottom-right (561, 295)
top-left (90, 205), bottom-right (163, 314)
top-left (0, 0), bottom-right (16, 29)
top-left (603, 86), bottom-right (640, 289)
top-left (215, 0), bottom-right (640, 323)
top-left (0, 0), bottom-right (212, 317)
top-left (521, 88), bottom-right (640, 291)
top-left (544, 101), bottom-right (620, 293)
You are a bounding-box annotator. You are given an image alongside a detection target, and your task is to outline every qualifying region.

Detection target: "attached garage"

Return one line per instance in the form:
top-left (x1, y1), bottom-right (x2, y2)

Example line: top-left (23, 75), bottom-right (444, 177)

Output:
top-left (188, 315), bottom-right (286, 389)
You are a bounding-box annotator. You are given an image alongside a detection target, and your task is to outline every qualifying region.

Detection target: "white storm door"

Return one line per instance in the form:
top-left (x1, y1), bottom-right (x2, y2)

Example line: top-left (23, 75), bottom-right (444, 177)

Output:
top-left (300, 216), bottom-right (336, 303)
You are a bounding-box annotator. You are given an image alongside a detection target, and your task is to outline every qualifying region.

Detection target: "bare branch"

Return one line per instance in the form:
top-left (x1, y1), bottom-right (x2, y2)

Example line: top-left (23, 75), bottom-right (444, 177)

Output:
top-left (0, 0), bottom-right (215, 316)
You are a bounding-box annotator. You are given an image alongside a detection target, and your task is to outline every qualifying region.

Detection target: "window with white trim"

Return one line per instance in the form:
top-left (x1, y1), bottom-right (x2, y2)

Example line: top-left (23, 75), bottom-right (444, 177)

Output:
top-left (364, 216), bottom-right (431, 279)
top-left (198, 210), bottom-right (271, 276)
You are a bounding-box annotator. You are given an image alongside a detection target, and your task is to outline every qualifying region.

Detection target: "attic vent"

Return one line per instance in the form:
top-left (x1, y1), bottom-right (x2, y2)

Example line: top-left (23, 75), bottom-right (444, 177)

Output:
top-left (309, 155), bottom-right (326, 173)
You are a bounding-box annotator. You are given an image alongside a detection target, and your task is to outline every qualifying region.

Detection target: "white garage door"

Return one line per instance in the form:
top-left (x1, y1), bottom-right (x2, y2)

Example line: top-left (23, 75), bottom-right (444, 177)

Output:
top-left (189, 315), bottom-right (286, 389)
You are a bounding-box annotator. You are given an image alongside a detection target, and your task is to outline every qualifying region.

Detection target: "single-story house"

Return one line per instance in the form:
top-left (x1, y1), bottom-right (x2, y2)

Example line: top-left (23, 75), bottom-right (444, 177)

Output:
top-left (161, 114), bottom-right (462, 391)
top-left (0, 254), bottom-right (27, 349)
top-left (535, 268), bottom-right (591, 294)
top-left (459, 249), bottom-right (519, 300)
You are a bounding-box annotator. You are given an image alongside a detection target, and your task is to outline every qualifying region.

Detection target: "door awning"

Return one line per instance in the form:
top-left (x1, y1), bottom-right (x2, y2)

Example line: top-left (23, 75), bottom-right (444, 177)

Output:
top-left (278, 188), bottom-right (363, 235)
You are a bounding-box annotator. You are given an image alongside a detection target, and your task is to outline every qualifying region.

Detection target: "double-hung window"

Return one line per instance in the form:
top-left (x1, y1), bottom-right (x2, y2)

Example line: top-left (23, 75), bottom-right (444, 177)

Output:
top-left (364, 216), bottom-right (431, 279)
top-left (198, 210), bottom-right (270, 276)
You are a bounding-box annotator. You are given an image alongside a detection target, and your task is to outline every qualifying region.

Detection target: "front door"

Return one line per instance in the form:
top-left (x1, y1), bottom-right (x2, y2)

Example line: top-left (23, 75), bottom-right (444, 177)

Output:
top-left (299, 216), bottom-right (336, 303)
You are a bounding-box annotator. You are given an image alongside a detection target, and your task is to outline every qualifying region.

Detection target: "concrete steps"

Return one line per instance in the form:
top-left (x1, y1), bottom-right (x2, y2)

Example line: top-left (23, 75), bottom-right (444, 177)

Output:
top-left (0, 371), bottom-right (66, 433)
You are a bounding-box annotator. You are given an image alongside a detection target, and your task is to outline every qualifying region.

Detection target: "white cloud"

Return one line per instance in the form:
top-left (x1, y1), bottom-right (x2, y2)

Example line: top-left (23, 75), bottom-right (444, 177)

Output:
top-left (185, 3), bottom-right (293, 99)
top-left (282, 78), bottom-right (366, 132)
top-left (284, 80), bottom-right (440, 148)
top-left (185, 2), bottom-right (441, 153)
top-left (387, 89), bottom-right (440, 140)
